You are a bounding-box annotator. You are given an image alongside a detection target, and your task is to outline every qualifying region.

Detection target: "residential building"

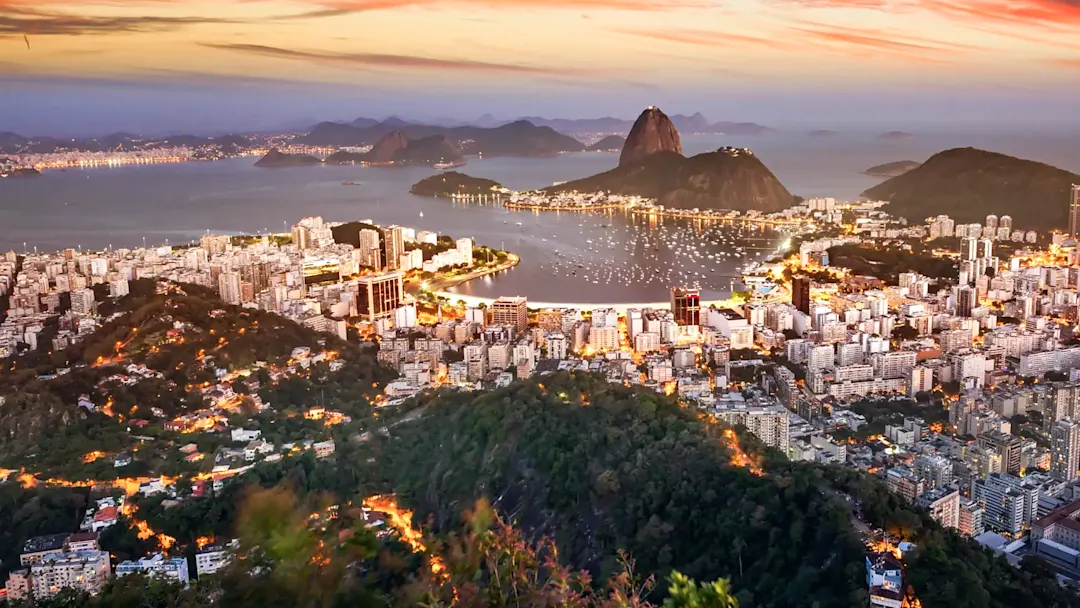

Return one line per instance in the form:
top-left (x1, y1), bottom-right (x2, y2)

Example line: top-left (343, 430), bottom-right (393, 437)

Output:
top-left (1051, 418), bottom-right (1080, 481)
top-left (491, 297), bottom-right (528, 332)
top-left (917, 488), bottom-right (960, 530)
top-left (30, 551), bottom-right (111, 599)
top-left (116, 553), bottom-right (189, 585)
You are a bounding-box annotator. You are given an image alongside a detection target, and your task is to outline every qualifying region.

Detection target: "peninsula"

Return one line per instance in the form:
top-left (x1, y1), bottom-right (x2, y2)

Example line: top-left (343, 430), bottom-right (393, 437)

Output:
top-left (253, 148), bottom-right (321, 168)
top-left (548, 107), bottom-right (794, 213)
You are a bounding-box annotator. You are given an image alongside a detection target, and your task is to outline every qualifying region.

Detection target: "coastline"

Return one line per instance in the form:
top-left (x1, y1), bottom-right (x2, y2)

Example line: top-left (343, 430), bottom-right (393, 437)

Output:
top-left (410, 253), bottom-right (520, 295)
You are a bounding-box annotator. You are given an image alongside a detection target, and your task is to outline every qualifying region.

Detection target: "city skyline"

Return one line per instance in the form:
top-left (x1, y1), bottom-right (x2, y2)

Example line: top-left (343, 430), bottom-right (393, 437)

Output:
top-left (4, 0), bottom-right (1080, 134)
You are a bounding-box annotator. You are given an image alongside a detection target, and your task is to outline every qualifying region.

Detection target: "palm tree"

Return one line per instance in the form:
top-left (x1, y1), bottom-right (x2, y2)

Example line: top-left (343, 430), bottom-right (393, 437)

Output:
top-left (731, 537), bottom-right (745, 579)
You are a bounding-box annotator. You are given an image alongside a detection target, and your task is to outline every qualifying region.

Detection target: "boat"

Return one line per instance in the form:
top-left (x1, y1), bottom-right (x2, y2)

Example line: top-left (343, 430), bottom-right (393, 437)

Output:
top-left (434, 159), bottom-right (467, 170)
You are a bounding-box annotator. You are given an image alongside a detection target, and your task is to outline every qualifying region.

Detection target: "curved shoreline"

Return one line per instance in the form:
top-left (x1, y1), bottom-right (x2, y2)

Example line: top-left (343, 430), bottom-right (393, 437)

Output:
top-left (411, 253), bottom-right (520, 295)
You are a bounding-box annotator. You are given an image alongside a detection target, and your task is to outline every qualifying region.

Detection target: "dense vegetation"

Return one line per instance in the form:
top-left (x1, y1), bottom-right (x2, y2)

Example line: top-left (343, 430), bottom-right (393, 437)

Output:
top-left (410, 172), bottom-right (504, 197)
top-left (0, 283), bottom-right (393, 479)
top-left (827, 243), bottom-right (957, 283)
top-left (10, 485), bottom-right (739, 608)
top-left (547, 149), bottom-right (794, 212)
top-left (863, 147), bottom-right (1080, 230)
top-left (376, 373), bottom-right (870, 607)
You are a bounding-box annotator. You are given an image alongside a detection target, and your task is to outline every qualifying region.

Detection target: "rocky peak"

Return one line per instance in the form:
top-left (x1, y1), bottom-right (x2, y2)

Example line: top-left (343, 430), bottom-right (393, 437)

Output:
top-left (368, 130), bottom-right (408, 163)
top-left (619, 106), bottom-right (682, 167)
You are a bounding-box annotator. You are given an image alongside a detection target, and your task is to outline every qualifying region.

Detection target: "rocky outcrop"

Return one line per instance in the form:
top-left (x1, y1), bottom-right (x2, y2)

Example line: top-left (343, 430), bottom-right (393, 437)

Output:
top-left (619, 107), bottom-right (682, 167)
top-left (368, 130), bottom-right (408, 163)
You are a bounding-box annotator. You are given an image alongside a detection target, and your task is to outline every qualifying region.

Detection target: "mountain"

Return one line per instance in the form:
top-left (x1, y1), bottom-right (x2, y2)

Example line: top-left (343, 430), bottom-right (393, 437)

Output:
top-left (620, 107), bottom-right (682, 167)
top-left (350, 117), bottom-right (380, 129)
top-left (863, 160), bottom-right (921, 178)
top-left (324, 131), bottom-right (461, 167)
top-left (585, 135), bottom-right (626, 152)
top-left (393, 135), bottom-right (462, 165)
top-left (367, 130), bottom-right (408, 163)
top-left (669, 112), bottom-right (710, 133)
top-left (862, 147), bottom-right (1080, 229)
top-left (253, 148), bottom-right (322, 168)
top-left (298, 119), bottom-right (583, 157)
top-left (551, 147), bottom-right (793, 212)
top-left (410, 171), bottom-right (503, 197)
top-left (0, 132), bottom-right (28, 153)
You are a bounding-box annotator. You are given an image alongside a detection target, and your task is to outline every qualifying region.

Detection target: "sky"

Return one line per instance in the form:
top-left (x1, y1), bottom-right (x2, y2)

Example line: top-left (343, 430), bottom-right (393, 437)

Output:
top-left (3, 0), bottom-right (1080, 135)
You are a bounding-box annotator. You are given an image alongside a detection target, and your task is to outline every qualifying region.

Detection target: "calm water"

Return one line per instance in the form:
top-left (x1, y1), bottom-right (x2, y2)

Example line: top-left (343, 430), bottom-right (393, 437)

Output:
top-left (2, 131), bottom-right (1077, 302)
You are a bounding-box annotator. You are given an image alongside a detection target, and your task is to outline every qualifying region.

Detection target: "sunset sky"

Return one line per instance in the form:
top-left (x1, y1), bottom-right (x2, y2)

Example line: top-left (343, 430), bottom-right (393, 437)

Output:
top-left (3, 0), bottom-right (1080, 134)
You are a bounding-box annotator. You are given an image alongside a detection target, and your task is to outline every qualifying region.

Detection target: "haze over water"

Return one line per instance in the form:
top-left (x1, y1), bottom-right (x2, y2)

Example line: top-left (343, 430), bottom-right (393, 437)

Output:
top-left (3, 131), bottom-right (1078, 302)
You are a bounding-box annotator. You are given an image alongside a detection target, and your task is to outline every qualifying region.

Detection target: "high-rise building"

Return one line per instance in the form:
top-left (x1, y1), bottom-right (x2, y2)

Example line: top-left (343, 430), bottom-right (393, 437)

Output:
top-left (1070, 185), bottom-right (1080, 238)
top-left (1051, 418), bottom-right (1080, 481)
top-left (356, 271), bottom-right (404, 323)
top-left (358, 229), bottom-right (383, 270)
top-left (960, 236), bottom-right (978, 261)
top-left (791, 276), bottom-right (811, 314)
top-left (491, 296), bottom-right (528, 332)
top-left (978, 430), bottom-right (1023, 476)
top-left (977, 238), bottom-right (993, 259)
top-left (917, 488), bottom-right (960, 530)
top-left (956, 285), bottom-right (976, 317)
top-left (381, 226), bottom-right (405, 271)
top-left (29, 551), bottom-right (111, 600)
top-left (985, 214), bottom-right (998, 230)
top-left (999, 215), bottom-right (1013, 232)
top-left (914, 454), bottom-right (953, 490)
top-left (456, 238), bottom-right (474, 268)
top-left (670, 287), bottom-right (701, 326)
top-left (959, 498), bottom-right (985, 537)
top-left (218, 271), bottom-right (242, 305)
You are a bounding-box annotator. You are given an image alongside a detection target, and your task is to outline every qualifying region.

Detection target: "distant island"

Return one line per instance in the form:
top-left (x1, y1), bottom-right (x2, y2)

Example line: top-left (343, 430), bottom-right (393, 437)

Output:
top-left (300, 119), bottom-right (583, 158)
top-left (410, 172), bottom-right (504, 197)
top-left (862, 147), bottom-right (1080, 229)
top-left (253, 148), bottom-right (321, 168)
top-left (863, 160), bottom-right (921, 178)
top-left (546, 107), bottom-right (794, 213)
top-left (879, 131), bottom-right (915, 141)
top-left (585, 135), bottom-right (626, 152)
top-left (808, 130), bottom-right (838, 138)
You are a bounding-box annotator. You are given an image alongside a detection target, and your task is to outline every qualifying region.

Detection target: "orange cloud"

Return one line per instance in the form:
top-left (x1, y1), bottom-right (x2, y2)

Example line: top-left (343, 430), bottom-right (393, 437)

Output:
top-left (611, 27), bottom-right (789, 49)
top-left (310, 0), bottom-right (719, 8)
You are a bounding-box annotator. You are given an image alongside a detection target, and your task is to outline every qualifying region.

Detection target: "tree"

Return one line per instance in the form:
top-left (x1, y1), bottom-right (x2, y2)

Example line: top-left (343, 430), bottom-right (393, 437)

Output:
top-left (663, 572), bottom-right (739, 608)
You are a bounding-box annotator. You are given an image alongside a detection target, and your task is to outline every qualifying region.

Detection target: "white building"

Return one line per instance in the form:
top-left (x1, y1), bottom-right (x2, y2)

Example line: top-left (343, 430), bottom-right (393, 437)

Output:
top-left (116, 553), bottom-right (189, 585)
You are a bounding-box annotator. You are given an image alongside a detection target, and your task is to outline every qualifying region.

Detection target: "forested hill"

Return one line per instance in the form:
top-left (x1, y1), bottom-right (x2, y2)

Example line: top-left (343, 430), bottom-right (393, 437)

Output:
top-left (378, 373), bottom-right (869, 607)
top-left (375, 372), bottom-right (1080, 608)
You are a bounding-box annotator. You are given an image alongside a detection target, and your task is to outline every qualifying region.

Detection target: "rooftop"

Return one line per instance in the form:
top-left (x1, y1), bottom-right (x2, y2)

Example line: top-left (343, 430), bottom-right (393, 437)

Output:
top-left (22, 533), bottom-right (68, 555)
